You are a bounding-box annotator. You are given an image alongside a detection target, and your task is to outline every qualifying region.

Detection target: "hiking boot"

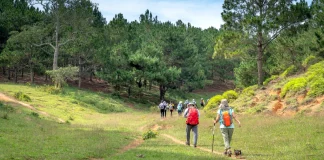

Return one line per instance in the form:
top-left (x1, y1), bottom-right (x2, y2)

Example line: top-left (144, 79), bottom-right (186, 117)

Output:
top-left (194, 145), bottom-right (197, 148)
top-left (223, 149), bottom-right (228, 155)
top-left (186, 142), bottom-right (190, 146)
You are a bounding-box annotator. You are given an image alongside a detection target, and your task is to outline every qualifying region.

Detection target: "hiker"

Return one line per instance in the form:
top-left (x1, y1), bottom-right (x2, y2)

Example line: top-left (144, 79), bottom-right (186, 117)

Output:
top-left (183, 102), bottom-right (200, 147)
top-left (159, 101), bottom-right (165, 118)
top-left (169, 102), bottom-right (174, 117)
top-left (177, 101), bottom-right (183, 115)
top-left (184, 99), bottom-right (189, 109)
top-left (192, 99), bottom-right (196, 105)
top-left (214, 99), bottom-right (241, 155)
top-left (200, 98), bottom-right (205, 107)
top-left (163, 101), bottom-right (168, 118)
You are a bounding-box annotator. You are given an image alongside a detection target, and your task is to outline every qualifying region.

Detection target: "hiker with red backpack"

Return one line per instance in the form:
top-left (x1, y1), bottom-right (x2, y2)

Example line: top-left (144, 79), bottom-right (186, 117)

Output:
top-left (214, 99), bottom-right (241, 156)
top-left (183, 102), bottom-right (200, 148)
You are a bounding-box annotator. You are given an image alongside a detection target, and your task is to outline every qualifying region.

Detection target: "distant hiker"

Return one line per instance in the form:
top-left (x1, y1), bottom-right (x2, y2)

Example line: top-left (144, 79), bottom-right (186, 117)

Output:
top-left (177, 101), bottom-right (183, 115)
top-left (169, 102), bottom-right (174, 117)
top-left (183, 102), bottom-right (200, 147)
top-left (184, 99), bottom-right (189, 109)
top-left (159, 101), bottom-right (165, 118)
top-left (163, 101), bottom-right (168, 118)
top-left (214, 99), bottom-right (241, 156)
top-left (192, 99), bottom-right (196, 105)
top-left (200, 98), bottom-right (205, 107)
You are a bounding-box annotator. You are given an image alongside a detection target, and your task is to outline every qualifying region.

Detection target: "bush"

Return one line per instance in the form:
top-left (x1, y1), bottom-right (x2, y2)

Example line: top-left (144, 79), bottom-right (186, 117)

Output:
top-left (14, 92), bottom-right (31, 102)
top-left (302, 55), bottom-right (321, 70)
top-left (142, 130), bottom-right (157, 140)
top-left (280, 77), bottom-right (307, 98)
top-left (31, 112), bottom-right (39, 117)
top-left (241, 85), bottom-right (258, 97)
top-left (204, 95), bottom-right (223, 111)
top-left (307, 77), bottom-right (324, 97)
top-left (222, 90), bottom-right (238, 102)
top-left (306, 61), bottom-right (324, 81)
top-left (46, 65), bottom-right (79, 89)
top-left (280, 65), bottom-right (297, 78)
top-left (263, 75), bottom-right (279, 85)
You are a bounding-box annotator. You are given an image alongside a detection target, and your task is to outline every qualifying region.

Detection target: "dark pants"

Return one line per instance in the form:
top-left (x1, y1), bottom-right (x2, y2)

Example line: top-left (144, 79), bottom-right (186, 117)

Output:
top-left (170, 110), bottom-right (173, 116)
top-left (160, 109), bottom-right (165, 118)
top-left (164, 109), bottom-right (167, 117)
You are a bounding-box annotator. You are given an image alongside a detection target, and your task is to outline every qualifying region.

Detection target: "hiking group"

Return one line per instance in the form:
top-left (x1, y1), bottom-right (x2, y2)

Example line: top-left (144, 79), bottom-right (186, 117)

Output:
top-left (159, 98), bottom-right (241, 157)
top-left (158, 98), bottom-right (207, 118)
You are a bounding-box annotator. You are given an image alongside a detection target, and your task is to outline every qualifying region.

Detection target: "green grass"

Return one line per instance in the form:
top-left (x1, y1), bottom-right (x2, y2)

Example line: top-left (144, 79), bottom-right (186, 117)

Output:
top-left (157, 113), bottom-right (324, 160)
top-left (0, 83), bottom-right (130, 123)
top-left (1, 83), bottom-right (324, 160)
top-left (0, 103), bottom-right (135, 160)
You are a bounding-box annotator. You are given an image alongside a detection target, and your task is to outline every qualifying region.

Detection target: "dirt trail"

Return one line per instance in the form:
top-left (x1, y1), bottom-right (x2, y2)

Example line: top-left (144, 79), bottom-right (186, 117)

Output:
top-left (0, 92), bottom-right (64, 122)
top-left (162, 134), bottom-right (245, 159)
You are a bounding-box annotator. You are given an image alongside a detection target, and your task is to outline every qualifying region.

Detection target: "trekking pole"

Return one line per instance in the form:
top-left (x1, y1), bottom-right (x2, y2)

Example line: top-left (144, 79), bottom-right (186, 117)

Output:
top-left (212, 117), bottom-right (216, 152)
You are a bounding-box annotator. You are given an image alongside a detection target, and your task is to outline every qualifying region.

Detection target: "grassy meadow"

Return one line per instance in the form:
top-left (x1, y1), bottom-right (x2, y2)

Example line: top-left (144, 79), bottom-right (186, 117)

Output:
top-left (0, 83), bottom-right (324, 159)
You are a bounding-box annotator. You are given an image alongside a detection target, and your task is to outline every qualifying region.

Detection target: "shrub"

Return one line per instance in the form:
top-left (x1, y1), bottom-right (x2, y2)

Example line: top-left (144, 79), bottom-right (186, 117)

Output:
top-left (306, 61), bottom-right (324, 82)
top-left (280, 77), bottom-right (307, 98)
top-left (31, 112), bottom-right (39, 117)
top-left (14, 92), bottom-right (31, 102)
top-left (302, 55), bottom-right (321, 70)
top-left (46, 65), bottom-right (79, 89)
top-left (142, 130), bottom-right (157, 140)
top-left (263, 75), bottom-right (279, 85)
top-left (241, 85), bottom-right (258, 97)
top-left (203, 95), bottom-right (224, 111)
top-left (307, 77), bottom-right (324, 97)
top-left (280, 65), bottom-right (297, 78)
top-left (222, 90), bottom-right (238, 102)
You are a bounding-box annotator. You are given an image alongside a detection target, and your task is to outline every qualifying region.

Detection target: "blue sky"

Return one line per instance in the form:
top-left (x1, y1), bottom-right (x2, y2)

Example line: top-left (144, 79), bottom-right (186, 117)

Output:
top-left (92, 0), bottom-right (313, 29)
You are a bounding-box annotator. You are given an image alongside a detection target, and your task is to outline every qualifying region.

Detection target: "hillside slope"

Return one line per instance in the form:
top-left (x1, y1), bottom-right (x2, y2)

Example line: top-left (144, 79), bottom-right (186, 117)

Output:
top-left (230, 61), bottom-right (324, 116)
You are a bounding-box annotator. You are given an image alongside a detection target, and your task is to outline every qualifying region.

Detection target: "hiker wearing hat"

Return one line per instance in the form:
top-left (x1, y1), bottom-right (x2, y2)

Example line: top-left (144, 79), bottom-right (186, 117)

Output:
top-left (200, 98), bottom-right (205, 107)
top-left (214, 99), bottom-right (241, 155)
top-left (183, 102), bottom-right (200, 147)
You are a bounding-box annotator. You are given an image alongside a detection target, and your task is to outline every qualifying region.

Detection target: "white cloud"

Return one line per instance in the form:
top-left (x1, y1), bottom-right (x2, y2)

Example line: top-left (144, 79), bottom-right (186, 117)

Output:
top-left (91, 0), bottom-right (224, 29)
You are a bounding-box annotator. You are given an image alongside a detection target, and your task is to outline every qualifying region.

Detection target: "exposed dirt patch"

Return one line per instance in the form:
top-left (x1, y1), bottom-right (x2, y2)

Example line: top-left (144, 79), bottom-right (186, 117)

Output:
top-left (272, 102), bottom-right (283, 113)
top-left (116, 137), bottom-right (144, 155)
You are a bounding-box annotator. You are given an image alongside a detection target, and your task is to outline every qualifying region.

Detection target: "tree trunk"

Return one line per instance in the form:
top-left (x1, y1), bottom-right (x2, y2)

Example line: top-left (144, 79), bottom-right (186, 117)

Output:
top-left (30, 63), bottom-right (34, 84)
top-left (7, 68), bottom-right (11, 80)
top-left (21, 69), bottom-right (24, 78)
top-left (159, 84), bottom-right (166, 101)
top-left (128, 86), bottom-right (131, 98)
top-left (89, 69), bottom-right (93, 82)
top-left (78, 56), bottom-right (82, 88)
top-left (2, 67), bottom-right (5, 75)
top-left (257, 32), bottom-right (264, 86)
top-left (14, 67), bottom-right (18, 83)
top-left (53, 15), bottom-right (60, 70)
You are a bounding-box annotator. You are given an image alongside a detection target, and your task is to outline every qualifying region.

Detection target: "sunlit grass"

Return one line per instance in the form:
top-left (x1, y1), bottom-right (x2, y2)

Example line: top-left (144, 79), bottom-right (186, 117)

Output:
top-left (158, 112), bottom-right (324, 160)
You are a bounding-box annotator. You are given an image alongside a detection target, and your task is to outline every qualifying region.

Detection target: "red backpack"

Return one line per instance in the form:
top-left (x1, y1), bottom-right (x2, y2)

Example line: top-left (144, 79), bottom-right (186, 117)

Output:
top-left (186, 108), bottom-right (199, 125)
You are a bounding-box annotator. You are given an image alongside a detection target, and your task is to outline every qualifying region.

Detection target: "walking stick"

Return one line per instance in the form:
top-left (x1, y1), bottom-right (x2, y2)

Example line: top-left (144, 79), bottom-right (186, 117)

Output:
top-left (212, 117), bottom-right (216, 152)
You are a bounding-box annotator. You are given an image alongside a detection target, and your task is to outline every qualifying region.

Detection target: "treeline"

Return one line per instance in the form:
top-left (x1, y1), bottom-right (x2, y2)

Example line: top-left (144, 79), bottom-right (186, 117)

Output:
top-left (216, 0), bottom-right (324, 88)
top-left (1, 0), bottom-right (324, 100)
top-left (0, 0), bottom-right (233, 100)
